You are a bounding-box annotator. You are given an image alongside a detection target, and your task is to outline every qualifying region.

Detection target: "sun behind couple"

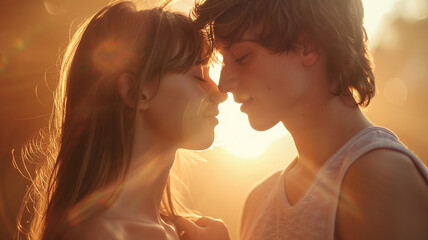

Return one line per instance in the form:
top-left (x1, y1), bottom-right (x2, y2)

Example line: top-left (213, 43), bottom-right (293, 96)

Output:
top-left (17, 0), bottom-right (428, 240)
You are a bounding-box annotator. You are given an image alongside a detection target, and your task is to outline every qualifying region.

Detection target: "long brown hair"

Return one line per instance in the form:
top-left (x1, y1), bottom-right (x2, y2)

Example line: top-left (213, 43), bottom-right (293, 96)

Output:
top-left (16, 1), bottom-right (208, 239)
top-left (193, 0), bottom-right (375, 106)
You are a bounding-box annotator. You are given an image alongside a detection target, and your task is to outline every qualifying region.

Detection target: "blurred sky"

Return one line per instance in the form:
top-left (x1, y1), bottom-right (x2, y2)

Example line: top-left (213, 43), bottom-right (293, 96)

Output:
top-left (1, 1), bottom-right (427, 240)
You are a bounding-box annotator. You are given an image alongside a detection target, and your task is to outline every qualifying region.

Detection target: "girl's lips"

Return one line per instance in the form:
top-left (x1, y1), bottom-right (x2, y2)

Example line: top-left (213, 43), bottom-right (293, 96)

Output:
top-left (203, 110), bottom-right (220, 125)
top-left (204, 116), bottom-right (219, 125)
top-left (203, 110), bottom-right (219, 118)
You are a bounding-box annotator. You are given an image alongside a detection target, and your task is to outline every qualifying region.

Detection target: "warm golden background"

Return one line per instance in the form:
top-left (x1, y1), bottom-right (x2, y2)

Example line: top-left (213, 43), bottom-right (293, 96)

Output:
top-left (1, 0), bottom-right (427, 239)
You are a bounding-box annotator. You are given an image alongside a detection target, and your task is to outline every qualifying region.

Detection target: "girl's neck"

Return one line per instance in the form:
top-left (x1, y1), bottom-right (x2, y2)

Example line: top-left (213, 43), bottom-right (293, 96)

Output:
top-left (107, 148), bottom-right (176, 224)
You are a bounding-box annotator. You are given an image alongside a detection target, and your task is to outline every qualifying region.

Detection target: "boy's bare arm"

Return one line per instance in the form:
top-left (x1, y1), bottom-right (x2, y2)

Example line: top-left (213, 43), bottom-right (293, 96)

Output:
top-left (336, 149), bottom-right (428, 239)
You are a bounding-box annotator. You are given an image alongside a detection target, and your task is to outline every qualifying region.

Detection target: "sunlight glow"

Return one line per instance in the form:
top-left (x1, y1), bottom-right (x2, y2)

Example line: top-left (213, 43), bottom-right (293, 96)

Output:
top-left (215, 96), bottom-right (287, 158)
top-left (208, 53), bottom-right (222, 85)
top-left (169, 0), bottom-right (194, 13)
top-left (400, 0), bottom-right (428, 20)
top-left (362, 0), bottom-right (398, 47)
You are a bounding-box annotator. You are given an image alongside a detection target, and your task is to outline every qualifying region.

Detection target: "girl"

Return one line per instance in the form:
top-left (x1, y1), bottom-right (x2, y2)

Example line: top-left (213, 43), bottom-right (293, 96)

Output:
top-left (17, 1), bottom-right (229, 239)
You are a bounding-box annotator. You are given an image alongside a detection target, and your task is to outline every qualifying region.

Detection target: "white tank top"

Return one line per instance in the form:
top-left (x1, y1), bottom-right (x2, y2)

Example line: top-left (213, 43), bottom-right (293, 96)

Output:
top-left (241, 126), bottom-right (428, 240)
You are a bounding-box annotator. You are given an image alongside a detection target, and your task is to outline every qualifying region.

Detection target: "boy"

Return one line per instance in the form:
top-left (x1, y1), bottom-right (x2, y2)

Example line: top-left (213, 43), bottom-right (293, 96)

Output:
top-left (191, 0), bottom-right (428, 239)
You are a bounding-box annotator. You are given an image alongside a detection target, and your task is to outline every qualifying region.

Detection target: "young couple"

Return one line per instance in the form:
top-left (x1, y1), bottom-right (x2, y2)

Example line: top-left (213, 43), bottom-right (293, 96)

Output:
top-left (18, 0), bottom-right (428, 239)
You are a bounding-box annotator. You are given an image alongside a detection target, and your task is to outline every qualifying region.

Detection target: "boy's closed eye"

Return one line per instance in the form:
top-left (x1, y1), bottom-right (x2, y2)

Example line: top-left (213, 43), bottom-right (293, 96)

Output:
top-left (234, 52), bottom-right (251, 64)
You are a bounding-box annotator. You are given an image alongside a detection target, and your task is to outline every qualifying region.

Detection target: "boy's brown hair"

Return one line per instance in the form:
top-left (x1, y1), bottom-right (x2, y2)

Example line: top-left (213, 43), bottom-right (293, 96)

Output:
top-left (193, 0), bottom-right (375, 106)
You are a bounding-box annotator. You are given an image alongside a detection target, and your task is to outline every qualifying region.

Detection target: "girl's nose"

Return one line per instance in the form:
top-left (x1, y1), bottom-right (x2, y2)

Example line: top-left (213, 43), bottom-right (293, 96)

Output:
top-left (209, 83), bottom-right (228, 103)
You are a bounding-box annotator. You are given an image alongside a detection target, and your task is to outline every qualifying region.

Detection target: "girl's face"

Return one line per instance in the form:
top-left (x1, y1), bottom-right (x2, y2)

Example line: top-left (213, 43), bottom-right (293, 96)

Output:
top-left (145, 65), bottom-right (226, 149)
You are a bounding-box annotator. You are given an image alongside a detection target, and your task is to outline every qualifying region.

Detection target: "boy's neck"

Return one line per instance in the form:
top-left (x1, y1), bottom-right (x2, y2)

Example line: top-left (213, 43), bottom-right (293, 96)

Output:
top-left (282, 95), bottom-right (373, 170)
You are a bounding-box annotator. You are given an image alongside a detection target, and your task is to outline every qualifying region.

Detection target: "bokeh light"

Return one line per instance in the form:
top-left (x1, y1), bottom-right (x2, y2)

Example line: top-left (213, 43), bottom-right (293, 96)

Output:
top-left (383, 78), bottom-right (409, 106)
top-left (0, 54), bottom-right (9, 73)
top-left (14, 38), bottom-right (26, 51)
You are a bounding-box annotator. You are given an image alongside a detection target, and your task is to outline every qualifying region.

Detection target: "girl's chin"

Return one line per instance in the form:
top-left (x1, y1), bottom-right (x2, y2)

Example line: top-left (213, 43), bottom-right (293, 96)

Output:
top-left (180, 133), bottom-right (215, 150)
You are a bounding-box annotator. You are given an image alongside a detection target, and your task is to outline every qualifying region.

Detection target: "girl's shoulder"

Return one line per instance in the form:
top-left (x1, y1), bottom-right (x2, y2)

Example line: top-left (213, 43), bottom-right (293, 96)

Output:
top-left (62, 216), bottom-right (169, 240)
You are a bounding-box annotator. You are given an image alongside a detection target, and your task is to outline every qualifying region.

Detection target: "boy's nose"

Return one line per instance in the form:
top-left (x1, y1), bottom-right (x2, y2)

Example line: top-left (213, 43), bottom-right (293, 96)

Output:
top-left (203, 67), bottom-right (228, 103)
top-left (218, 64), bottom-right (238, 94)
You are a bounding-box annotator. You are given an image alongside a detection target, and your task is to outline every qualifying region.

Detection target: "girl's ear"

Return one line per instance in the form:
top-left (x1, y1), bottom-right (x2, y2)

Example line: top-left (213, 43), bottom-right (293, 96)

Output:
top-left (117, 73), bottom-right (156, 110)
top-left (137, 87), bottom-right (153, 111)
top-left (117, 73), bottom-right (137, 108)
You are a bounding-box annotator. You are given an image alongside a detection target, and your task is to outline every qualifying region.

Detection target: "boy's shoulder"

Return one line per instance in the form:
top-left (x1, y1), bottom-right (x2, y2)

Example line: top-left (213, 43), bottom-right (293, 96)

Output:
top-left (345, 148), bottom-right (427, 189)
top-left (336, 148), bottom-right (428, 239)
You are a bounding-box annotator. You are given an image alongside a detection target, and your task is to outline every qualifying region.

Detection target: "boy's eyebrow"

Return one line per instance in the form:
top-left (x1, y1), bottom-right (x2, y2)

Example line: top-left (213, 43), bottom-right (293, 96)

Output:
top-left (215, 39), bottom-right (258, 55)
top-left (225, 39), bottom-right (258, 50)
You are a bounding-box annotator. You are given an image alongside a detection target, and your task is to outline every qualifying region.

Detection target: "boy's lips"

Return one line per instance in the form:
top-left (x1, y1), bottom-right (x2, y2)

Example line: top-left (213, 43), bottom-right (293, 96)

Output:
top-left (233, 93), bottom-right (251, 103)
top-left (240, 98), bottom-right (253, 112)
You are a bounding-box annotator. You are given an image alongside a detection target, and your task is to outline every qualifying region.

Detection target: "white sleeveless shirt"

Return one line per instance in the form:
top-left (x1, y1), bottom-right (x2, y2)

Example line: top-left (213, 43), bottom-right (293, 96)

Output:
top-left (240, 126), bottom-right (428, 240)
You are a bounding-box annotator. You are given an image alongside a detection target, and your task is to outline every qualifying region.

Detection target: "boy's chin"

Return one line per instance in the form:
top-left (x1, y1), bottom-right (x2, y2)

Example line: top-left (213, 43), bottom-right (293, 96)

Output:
top-left (248, 118), bottom-right (278, 132)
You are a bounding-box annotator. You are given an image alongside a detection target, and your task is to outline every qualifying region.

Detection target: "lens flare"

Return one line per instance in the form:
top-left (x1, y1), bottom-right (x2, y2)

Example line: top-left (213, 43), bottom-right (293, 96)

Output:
top-left (92, 39), bottom-right (132, 75)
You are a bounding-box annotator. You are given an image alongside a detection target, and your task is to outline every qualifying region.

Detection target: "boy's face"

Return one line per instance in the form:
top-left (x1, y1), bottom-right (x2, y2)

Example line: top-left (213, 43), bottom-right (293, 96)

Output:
top-left (218, 37), bottom-right (314, 131)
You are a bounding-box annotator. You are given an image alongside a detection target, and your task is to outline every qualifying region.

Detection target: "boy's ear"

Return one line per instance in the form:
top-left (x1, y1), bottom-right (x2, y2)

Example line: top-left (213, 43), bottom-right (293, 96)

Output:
top-left (302, 42), bottom-right (319, 67)
top-left (297, 34), bottom-right (319, 67)
top-left (117, 73), bottom-right (154, 110)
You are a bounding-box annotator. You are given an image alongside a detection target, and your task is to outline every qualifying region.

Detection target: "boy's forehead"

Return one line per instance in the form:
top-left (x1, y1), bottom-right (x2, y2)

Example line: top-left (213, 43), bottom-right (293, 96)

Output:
top-left (215, 28), bottom-right (258, 52)
top-left (216, 39), bottom-right (258, 54)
